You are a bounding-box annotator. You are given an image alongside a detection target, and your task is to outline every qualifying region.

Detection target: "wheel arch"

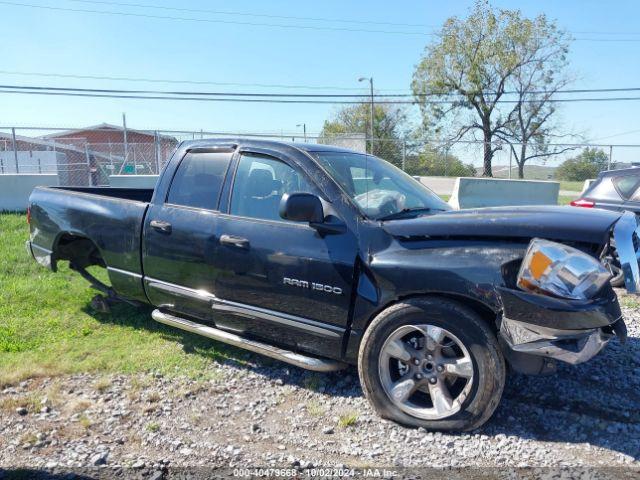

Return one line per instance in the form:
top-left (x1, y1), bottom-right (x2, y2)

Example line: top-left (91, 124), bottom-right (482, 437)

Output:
top-left (346, 291), bottom-right (500, 362)
top-left (52, 231), bottom-right (106, 270)
top-left (374, 292), bottom-right (498, 333)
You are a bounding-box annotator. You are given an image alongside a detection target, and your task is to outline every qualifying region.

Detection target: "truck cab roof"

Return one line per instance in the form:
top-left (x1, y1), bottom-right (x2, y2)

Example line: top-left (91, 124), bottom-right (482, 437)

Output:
top-left (178, 137), bottom-right (365, 155)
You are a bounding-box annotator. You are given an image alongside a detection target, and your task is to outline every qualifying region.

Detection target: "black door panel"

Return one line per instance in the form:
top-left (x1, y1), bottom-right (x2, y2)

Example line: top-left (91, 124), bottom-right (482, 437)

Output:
top-left (143, 204), bottom-right (220, 319)
top-left (141, 150), bottom-right (233, 320)
top-left (210, 151), bottom-right (358, 356)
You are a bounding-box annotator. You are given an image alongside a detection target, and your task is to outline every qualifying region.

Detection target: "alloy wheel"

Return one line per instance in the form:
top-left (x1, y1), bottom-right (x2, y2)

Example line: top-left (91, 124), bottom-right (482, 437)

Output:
top-left (378, 324), bottom-right (474, 420)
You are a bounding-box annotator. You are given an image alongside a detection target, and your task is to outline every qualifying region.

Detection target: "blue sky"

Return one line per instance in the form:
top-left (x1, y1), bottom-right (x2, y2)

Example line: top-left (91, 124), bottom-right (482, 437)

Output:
top-left (1, 0), bottom-right (640, 164)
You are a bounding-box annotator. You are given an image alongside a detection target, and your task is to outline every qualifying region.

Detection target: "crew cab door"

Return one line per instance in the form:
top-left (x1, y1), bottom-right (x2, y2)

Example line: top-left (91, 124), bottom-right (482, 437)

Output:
top-left (212, 149), bottom-right (358, 356)
top-left (142, 148), bottom-right (233, 319)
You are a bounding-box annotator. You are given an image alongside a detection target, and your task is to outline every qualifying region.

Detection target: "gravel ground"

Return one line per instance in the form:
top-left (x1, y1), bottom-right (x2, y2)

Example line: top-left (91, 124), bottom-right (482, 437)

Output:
top-left (1, 300), bottom-right (640, 477)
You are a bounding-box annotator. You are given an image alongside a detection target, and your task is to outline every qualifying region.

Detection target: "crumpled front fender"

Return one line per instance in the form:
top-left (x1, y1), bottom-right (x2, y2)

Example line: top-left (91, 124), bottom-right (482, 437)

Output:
top-left (497, 285), bottom-right (626, 372)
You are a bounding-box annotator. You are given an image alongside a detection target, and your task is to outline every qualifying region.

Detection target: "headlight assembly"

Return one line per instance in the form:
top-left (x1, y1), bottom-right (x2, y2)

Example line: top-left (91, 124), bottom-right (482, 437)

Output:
top-left (517, 238), bottom-right (611, 300)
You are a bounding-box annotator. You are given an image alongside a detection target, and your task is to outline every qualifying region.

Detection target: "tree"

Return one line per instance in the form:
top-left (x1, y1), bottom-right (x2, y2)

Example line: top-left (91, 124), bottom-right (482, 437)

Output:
top-left (497, 19), bottom-right (576, 178)
top-left (556, 148), bottom-right (609, 181)
top-left (412, 0), bottom-right (572, 177)
top-left (404, 146), bottom-right (475, 177)
top-left (319, 103), bottom-right (407, 167)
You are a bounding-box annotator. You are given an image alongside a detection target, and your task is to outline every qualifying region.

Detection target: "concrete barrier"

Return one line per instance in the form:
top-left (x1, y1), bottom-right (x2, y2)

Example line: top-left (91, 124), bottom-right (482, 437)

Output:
top-left (448, 177), bottom-right (559, 209)
top-left (0, 174), bottom-right (59, 211)
top-left (416, 176), bottom-right (457, 196)
top-left (109, 175), bottom-right (159, 189)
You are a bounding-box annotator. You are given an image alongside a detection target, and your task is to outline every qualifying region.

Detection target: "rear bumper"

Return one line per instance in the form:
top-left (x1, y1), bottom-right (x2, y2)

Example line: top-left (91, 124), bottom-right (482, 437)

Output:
top-left (497, 286), bottom-right (626, 374)
top-left (26, 240), bottom-right (54, 270)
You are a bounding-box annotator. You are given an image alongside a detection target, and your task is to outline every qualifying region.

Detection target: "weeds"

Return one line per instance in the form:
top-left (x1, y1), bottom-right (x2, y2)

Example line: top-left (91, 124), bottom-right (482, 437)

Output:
top-left (338, 412), bottom-right (358, 428)
top-left (146, 422), bottom-right (160, 433)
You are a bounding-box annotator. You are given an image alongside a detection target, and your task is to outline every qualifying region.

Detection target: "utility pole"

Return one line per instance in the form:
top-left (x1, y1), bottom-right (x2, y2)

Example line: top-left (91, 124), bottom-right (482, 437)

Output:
top-left (359, 77), bottom-right (374, 155)
top-left (608, 145), bottom-right (613, 171)
top-left (296, 123), bottom-right (307, 142)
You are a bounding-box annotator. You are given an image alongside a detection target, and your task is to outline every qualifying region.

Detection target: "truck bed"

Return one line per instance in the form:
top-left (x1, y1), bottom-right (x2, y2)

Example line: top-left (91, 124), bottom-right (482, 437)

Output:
top-left (28, 186), bottom-right (151, 297)
top-left (50, 186), bottom-right (154, 203)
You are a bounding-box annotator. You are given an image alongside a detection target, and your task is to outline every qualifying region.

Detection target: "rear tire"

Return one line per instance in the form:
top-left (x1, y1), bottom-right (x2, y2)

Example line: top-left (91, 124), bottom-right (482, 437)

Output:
top-left (358, 297), bottom-right (505, 431)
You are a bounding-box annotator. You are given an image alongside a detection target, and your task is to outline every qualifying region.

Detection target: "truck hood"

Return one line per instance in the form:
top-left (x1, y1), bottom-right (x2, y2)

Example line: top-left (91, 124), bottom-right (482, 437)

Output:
top-left (382, 206), bottom-right (622, 245)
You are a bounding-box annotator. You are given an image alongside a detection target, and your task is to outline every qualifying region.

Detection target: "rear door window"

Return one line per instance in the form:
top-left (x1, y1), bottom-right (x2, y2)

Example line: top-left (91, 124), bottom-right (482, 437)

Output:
top-left (628, 183), bottom-right (640, 202)
top-left (166, 152), bottom-right (232, 210)
top-left (613, 175), bottom-right (640, 200)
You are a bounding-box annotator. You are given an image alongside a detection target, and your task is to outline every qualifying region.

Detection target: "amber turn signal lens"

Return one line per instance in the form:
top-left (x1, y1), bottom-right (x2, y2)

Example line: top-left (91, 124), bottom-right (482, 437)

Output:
top-left (529, 250), bottom-right (553, 280)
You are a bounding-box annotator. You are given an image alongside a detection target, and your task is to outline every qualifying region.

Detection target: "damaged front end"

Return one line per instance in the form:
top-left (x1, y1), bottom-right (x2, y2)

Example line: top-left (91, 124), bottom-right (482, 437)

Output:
top-left (498, 286), bottom-right (627, 374)
top-left (498, 236), bottom-right (630, 375)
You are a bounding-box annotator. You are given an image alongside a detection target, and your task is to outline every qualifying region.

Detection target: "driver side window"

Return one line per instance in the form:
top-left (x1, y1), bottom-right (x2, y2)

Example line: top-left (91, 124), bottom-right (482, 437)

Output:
top-left (229, 153), bottom-right (312, 222)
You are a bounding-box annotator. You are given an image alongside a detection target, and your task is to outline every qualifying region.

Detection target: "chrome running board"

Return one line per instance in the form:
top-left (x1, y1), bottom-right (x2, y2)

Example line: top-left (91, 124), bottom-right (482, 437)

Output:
top-left (151, 309), bottom-right (347, 372)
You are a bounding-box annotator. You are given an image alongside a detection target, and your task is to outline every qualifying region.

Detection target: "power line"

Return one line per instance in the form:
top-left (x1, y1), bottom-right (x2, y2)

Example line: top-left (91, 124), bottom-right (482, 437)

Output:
top-left (4, 1), bottom-right (640, 42)
top-left (0, 89), bottom-right (414, 104)
top-left (5, 85), bottom-right (640, 104)
top-left (0, 83), bottom-right (386, 97)
top-left (66, 0), bottom-right (437, 29)
top-left (0, 1), bottom-right (431, 36)
top-left (591, 128), bottom-right (640, 141)
top-left (0, 69), bottom-right (379, 92)
top-left (5, 83), bottom-right (640, 99)
top-left (69, 0), bottom-right (640, 39)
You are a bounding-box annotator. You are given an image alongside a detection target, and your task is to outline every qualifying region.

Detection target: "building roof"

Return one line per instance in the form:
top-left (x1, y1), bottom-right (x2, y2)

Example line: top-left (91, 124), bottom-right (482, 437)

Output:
top-left (0, 131), bottom-right (119, 162)
top-left (40, 123), bottom-right (176, 141)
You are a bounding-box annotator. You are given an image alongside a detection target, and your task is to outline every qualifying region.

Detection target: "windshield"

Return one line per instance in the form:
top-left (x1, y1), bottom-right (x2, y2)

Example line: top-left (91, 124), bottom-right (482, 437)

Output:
top-left (313, 151), bottom-right (451, 220)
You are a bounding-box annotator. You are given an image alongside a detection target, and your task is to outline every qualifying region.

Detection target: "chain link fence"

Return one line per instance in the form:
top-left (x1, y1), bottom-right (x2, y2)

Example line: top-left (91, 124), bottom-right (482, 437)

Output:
top-left (1, 125), bottom-right (638, 186)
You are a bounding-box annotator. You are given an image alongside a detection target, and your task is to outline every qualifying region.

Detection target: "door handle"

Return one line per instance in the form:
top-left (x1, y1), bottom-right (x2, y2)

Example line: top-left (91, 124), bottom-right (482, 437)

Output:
top-left (219, 234), bottom-right (250, 249)
top-left (150, 219), bottom-right (172, 234)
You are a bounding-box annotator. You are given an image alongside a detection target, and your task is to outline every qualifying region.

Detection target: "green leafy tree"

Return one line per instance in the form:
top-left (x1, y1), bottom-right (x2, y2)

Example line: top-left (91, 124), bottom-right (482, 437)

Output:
top-left (404, 147), bottom-right (475, 177)
top-left (556, 148), bottom-right (609, 181)
top-left (412, 0), bottom-right (572, 177)
top-left (319, 103), bottom-right (407, 167)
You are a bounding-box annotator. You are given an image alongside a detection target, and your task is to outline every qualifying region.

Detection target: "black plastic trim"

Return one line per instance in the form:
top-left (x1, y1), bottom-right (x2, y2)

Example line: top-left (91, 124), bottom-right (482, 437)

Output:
top-left (498, 285), bottom-right (622, 330)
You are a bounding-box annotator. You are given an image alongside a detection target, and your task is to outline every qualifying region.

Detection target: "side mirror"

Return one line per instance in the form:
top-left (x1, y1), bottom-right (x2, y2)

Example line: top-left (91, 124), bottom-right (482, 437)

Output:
top-left (279, 192), bottom-right (324, 223)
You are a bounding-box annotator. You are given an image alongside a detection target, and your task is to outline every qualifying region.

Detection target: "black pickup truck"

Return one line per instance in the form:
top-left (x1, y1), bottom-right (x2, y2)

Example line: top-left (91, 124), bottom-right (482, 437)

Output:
top-left (27, 139), bottom-right (637, 431)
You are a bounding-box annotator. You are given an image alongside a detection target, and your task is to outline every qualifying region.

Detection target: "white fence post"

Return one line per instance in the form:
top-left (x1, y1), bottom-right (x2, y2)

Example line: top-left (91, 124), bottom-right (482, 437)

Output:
top-left (154, 131), bottom-right (160, 174)
top-left (11, 127), bottom-right (18, 173)
top-left (85, 144), bottom-right (92, 186)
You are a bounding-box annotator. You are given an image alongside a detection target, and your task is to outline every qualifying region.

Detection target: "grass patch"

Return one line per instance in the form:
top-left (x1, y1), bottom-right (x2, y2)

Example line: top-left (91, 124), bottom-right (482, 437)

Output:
top-left (618, 294), bottom-right (640, 309)
top-left (93, 376), bottom-right (111, 393)
top-left (558, 194), bottom-right (578, 205)
top-left (338, 412), bottom-right (358, 428)
top-left (68, 399), bottom-right (92, 414)
top-left (0, 392), bottom-right (43, 413)
top-left (0, 213), bottom-right (244, 385)
top-left (78, 414), bottom-right (92, 429)
top-left (19, 432), bottom-right (38, 445)
top-left (306, 400), bottom-right (325, 417)
top-left (146, 422), bottom-right (160, 433)
top-left (559, 180), bottom-right (585, 192)
top-left (146, 390), bottom-right (162, 403)
top-left (337, 411), bottom-right (358, 428)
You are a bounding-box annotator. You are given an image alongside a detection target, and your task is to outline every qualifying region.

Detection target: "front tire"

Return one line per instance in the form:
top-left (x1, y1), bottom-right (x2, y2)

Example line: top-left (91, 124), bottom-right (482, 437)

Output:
top-left (358, 297), bottom-right (505, 431)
